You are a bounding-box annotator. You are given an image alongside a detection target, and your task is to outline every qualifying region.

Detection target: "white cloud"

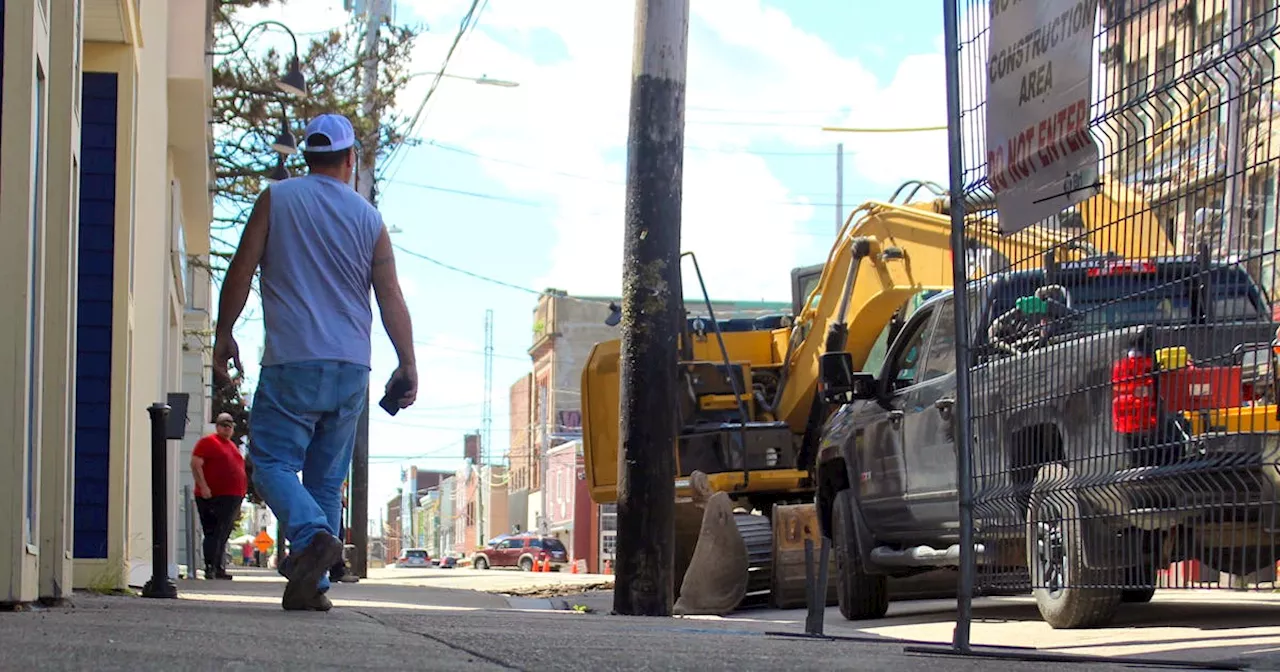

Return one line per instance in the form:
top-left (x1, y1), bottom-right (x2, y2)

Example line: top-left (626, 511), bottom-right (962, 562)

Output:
top-left (384, 0), bottom-right (952, 300)
top-left (831, 52), bottom-right (951, 190)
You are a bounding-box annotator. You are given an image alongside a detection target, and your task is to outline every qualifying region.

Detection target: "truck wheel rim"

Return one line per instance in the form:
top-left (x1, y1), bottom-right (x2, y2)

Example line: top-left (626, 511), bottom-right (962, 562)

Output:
top-left (1034, 502), bottom-right (1067, 597)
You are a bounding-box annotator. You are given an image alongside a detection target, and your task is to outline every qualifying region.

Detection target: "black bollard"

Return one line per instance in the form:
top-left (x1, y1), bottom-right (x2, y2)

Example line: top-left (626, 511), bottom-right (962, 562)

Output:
top-left (142, 402), bottom-right (178, 598)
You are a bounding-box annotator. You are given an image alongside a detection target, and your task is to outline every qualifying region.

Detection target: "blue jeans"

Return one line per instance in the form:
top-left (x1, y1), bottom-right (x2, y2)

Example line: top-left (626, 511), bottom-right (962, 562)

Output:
top-left (249, 360), bottom-right (368, 593)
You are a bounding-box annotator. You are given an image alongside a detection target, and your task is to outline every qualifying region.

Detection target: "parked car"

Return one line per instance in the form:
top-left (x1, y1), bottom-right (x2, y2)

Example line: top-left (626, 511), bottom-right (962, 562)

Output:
top-left (397, 548), bottom-right (431, 568)
top-left (436, 555), bottom-right (457, 569)
top-left (470, 534), bottom-right (569, 571)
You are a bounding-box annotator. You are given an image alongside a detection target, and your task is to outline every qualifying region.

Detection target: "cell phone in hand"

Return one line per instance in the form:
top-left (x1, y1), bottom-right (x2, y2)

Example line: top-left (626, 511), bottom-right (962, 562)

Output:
top-left (379, 376), bottom-right (412, 416)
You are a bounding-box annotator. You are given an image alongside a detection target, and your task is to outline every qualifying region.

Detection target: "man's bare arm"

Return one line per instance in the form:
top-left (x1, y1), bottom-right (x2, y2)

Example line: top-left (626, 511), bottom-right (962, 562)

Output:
top-left (191, 454), bottom-right (210, 496)
top-left (215, 190), bottom-right (271, 338)
top-left (371, 226), bottom-right (415, 366)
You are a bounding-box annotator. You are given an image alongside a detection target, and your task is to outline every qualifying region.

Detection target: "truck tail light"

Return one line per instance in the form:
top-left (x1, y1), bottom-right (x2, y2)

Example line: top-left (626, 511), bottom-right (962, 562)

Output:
top-left (1087, 260), bottom-right (1157, 277)
top-left (1112, 349), bottom-right (1157, 434)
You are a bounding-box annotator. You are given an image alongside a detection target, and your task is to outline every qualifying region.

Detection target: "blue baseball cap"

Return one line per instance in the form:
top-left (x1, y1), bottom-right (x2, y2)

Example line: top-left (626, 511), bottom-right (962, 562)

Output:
top-left (302, 113), bottom-right (356, 152)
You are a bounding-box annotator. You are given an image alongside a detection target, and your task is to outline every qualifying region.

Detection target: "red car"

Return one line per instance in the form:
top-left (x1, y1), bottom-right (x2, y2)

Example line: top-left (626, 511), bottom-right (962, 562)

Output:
top-left (471, 535), bottom-right (568, 571)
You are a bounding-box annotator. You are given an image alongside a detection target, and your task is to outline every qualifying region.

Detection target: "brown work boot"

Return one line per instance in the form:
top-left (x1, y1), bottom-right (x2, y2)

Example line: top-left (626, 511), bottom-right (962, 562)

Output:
top-left (280, 531), bottom-right (343, 612)
top-left (283, 589), bottom-right (333, 612)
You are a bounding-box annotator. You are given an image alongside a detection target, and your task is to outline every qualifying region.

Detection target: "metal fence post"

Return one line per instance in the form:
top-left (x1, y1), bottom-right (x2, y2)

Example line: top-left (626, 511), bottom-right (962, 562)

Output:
top-left (942, 0), bottom-right (975, 652)
top-left (183, 485), bottom-right (196, 577)
top-left (142, 402), bottom-right (177, 598)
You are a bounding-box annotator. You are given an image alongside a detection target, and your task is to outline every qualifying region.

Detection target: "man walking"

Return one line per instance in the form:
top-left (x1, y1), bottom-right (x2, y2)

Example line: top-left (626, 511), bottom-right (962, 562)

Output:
top-left (212, 113), bottom-right (417, 611)
top-left (192, 412), bottom-right (247, 580)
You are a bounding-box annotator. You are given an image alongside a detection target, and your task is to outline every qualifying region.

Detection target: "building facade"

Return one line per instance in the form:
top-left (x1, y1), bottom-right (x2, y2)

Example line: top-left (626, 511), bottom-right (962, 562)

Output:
top-left (1103, 0), bottom-right (1278, 297)
top-left (0, 0), bottom-right (215, 604)
top-left (508, 291), bottom-right (791, 572)
top-left (438, 475), bottom-right (455, 558)
top-left (506, 373), bottom-right (532, 533)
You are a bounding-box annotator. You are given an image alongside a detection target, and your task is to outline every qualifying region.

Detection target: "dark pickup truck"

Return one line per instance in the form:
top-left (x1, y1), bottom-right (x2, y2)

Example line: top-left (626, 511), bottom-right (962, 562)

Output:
top-left (814, 256), bottom-right (1280, 629)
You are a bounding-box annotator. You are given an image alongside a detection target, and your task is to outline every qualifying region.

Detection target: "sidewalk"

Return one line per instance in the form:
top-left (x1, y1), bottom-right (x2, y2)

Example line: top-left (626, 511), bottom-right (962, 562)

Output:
top-left (0, 568), bottom-right (1262, 671)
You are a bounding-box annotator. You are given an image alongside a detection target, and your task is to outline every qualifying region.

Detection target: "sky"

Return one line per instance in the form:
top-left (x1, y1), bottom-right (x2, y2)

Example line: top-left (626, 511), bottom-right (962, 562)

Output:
top-left (222, 0), bottom-right (950, 530)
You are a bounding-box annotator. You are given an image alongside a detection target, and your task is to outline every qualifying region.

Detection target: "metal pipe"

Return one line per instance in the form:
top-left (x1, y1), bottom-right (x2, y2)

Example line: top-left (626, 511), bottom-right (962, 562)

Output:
top-left (142, 403), bottom-right (177, 599)
top-left (942, 0), bottom-right (975, 652)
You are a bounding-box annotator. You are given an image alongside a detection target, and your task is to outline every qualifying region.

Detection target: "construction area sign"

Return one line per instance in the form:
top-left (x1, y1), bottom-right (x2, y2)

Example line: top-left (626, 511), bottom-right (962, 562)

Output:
top-left (985, 0), bottom-right (1101, 233)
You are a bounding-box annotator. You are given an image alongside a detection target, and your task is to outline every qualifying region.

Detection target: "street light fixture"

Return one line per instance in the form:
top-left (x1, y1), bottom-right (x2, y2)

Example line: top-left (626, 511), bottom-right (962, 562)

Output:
top-left (210, 20), bottom-right (309, 98)
top-left (407, 71), bottom-right (520, 88)
top-left (271, 115), bottom-right (297, 155)
top-left (266, 155), bottom-right (290, 183)
top-left (277, 57), bottom-right (308, 98)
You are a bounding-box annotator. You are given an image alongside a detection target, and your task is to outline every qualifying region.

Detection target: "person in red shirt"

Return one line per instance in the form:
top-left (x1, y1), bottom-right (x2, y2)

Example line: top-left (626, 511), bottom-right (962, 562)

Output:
top-left (192, 412), bottom-right (248, 579)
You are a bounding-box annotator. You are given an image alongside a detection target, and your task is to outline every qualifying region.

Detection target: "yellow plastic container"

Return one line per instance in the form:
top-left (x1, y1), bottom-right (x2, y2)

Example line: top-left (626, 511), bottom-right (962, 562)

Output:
top-left (1155, 346), bottom-right (1190, 370)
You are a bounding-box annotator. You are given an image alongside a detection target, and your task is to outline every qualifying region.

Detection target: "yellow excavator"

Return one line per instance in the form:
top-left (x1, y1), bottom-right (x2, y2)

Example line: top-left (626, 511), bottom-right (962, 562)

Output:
top-left (580, 176), bottom-right (1175, 613)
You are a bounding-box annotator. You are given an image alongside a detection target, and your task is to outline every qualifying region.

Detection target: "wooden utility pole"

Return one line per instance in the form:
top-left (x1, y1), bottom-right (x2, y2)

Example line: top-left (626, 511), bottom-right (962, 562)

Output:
top-left (614, 0), bottom-right (689, 618)
top-left (349, 0), bottom-right (386, 579)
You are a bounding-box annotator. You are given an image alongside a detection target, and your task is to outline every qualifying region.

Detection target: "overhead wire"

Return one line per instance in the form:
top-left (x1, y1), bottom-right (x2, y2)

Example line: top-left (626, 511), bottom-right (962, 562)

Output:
top-left (378, 0), bottom-right (489, 186)
top-left (386, 174), bottom-right (849, 209)
top-left (390, 242), bottom-right (793, 316)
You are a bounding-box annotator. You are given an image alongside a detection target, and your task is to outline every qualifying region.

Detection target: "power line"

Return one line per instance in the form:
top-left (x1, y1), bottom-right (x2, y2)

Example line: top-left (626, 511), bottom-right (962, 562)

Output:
top-left (378, 0), bottom-right (487, 185)
top-left (391, 242), bottom-right (793, 319)
top-left (423, 137), bottom-right (842, 163)
top-left (687, 104), bottom-right (851, 115)
top-left (386, 175), bottom-right (850, 209)
top-left (415, 338), bottom-right (529, 361)
top-left (391, 242), bottom-right (604, 303)
top-left (368, 439), bottom-right (465, 463)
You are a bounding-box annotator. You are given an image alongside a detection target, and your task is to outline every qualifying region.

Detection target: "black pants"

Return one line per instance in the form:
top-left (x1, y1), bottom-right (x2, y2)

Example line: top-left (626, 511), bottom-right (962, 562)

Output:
top-left (197, 495), bottom-right (243, 571)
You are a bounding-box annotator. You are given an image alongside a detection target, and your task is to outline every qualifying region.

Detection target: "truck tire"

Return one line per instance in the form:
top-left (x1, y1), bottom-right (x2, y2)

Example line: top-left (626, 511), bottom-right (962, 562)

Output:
top-left (1121, 564), bottom-right (1156, 603)
top-left (1026, 464), bottom-right (1122, 629)
top-left (832, 489), bottom-right (889, 621)
top-left (1121, 587), bottom-right (1155, 603)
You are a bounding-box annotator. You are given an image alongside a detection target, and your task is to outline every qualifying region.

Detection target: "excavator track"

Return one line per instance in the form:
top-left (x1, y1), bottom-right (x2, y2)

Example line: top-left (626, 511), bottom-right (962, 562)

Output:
top-left (733, 508), bottom-right (839, 610)
top-left (734, 513), bottom-right (774, 606)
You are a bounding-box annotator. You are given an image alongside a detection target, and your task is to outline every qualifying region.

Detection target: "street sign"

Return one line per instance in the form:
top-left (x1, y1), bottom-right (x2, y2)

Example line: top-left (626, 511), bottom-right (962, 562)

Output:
top-left (985, 0), bottom-right (1102, 233)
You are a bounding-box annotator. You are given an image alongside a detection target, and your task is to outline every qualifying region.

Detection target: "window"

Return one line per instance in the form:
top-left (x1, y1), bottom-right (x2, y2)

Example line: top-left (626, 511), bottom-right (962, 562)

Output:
top-left (920, 300), bottom-right (957, 382)
top-left (600, 504), bottom-right (617, 532)
top-left (541, 538), bottom-right (567, 553)
top-left (1125, 57), bottom-right (1149, 105)
top-left (1248, 0), bottom-right (1277, 36)
top-left (888, 309), bottom-right (935, 388)
top-left (1153, 43), bottom-right (1176, 90)
top-left (1199, 13), bottom-right (1226, 50)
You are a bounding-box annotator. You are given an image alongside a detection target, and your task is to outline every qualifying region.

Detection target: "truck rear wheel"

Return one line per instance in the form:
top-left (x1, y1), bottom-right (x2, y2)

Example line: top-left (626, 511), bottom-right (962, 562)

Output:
top-left (831, 489), bottom-right (889, 621)
top-left (1026, 464), bottom-right (1122, 629)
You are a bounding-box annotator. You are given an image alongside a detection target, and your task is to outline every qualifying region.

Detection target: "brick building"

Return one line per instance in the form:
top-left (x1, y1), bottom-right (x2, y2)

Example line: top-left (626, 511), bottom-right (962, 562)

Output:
top-left (508, 290), bottom-right (791, 571)
top-left (1102, 0), bottom-right (1278, 294)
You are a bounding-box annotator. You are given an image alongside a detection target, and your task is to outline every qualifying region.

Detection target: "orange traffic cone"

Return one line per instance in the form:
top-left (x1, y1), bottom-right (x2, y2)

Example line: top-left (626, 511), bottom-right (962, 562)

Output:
top-left (570, 559), bottom-right (578, 574)
top-left (604, 560), bottom-right (612, 575)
